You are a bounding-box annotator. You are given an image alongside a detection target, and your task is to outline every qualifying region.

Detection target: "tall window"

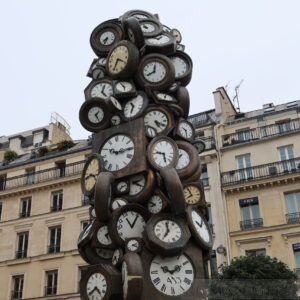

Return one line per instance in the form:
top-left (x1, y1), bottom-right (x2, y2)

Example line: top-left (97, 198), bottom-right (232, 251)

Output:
top-left (48, 226), bottom-right (61, 253)
top-left (33, 131), bottom-right (43, 147)
top-left (45, 270), bottom-right (58, 295)
top-left (236, 128), bottom-right (251, 141)
top-left (0, 174), bottom-right (6, 191)
top-left (56, 161), bottom-right (66, 178)
top-left (11, 275), bottom-right (24, 299)
top-left (285, 192), bottom-right (300, 223)
top-left (20, 197), bottom-right (31, 218)
top-left (26, 168), bottom-right (35, 185)
top-left (246, 249), bottom-right (266, 256)
top-left (16, 232), bottom-right (28, 259)
top-left (239, 197), bottom-right (262, 230)
top-left (278, 146), bottom-right (296, 172)
top-left (237, 155), bottom-right (253, 180)
top-left (51, 191), bottom-right (63, 212)
top-left (201, 164), bottom-right (209, 187)
top-left (0, 202), bottom-right (2, 221)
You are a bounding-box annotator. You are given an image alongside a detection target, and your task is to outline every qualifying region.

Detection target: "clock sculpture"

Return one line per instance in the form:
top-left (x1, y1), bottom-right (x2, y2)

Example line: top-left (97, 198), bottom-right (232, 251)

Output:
top-left (78, 9), bottom-right (212, 300)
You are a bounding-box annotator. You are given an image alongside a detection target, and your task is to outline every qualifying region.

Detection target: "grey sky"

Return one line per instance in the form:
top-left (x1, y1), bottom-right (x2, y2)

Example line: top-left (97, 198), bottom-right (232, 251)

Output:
top-left (1, 0), bottom-right (300, 139)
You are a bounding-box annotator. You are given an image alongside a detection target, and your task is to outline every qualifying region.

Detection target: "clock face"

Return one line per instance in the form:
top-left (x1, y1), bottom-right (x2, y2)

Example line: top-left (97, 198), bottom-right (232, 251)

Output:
top-left (88, 106), bottom-right (104, 124)
top-left (90, 208), bottom-right (96, 218)
top-left (108, 45), bottom-right (129, 74)
top-left (129, 174), bottom-right (145, 195)
top-left (143, 61), bottom-right (167, 83)
top-left (97, 225), bottom-right (112, 246)
top-left (176, 149), bottom-right (190, 170)
top-left (156, 93), bottom-right (174, 102)
top-left (100, 31), bottom-right (115, 46)
top-left (92, 68), bottom-right (105, 80)
top-left (191, 210), bottom-right (210, 243)
top-left (132, 13), bottom-right (148, 20)
top-left (172, 56), bottom-right (188, 78)
top-left (117, 181), bottom-right (128, 193)
top-left (171, 29), bottom-right (182, 43)
top-left (115, 81), bottom-right (133, 92)
top-left (152, 139), bottom-right (176, 168)
top-left (148, 195), bottom-right (163, 214)
top-left (111, 198), bottom-right (127, 210)
top-left (146, 126), bottom-right (157, 138)
top-left (147, 34), bottom-right (170, 45)
top-left (109, 96), bottom-right (122, 111)
top-left (98, 57), bottom-right (107, 66)
top-left (144, 110), bottom-right (169, 134)
top-left (124, 94), bottom-right (145, 119)
top-left (150, 254), bottom-right (194, 296)
top-left (140, 23), bottom-right (155, 33)
top-left (91, 82), bottom-right (113, 99)
top-left (117, 211), bottom-right (146, 240)
top-left (154, 220), bottom-right (182, 243)
top-left (84, 158), bottom-right (100, 192)
top-left (86, 272), bottom-right (107, 300)
top-left (127, 239), bottom-right (139, 251)
top-left (178, 122), bottom-right (193, 139)
top-left (111, 115), bottom-right (121, 126)
top-left (95, 248), bottom-right (114, 259)
top-left (100, 134), bottom-right (134, 171)
top-left (184, 185), bottom-right (201, 205)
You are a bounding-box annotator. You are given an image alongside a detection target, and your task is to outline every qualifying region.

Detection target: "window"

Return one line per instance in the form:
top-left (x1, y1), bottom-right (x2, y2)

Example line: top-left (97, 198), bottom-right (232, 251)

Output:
top-left (237, 155), bottom-right (253, 181)
top-left (201, 164), bottom-right (209, 187)
top-left (45, 270), bottom-right (58, 296)
top-left (11, 275), bottom-right (24, 299)
top-left (33, 132), bottom-right (43, 147)
top-left (81, 220), bottom-right (89, 231)
top-left (51, 191), bottom-right (63, 212)
top-left (209, 250), bottom-right (217, 277)
top-left (56, 161), bottom-right (65, 178)
top-left (246, 249), bottom-right (266, 256)
top-left (26, 168), bottom-right (35, 185)
top-left (239, 197), bottom-right (262, 230)
top-left (236, 128), bottom-right (251, 141)
top-left (285, 192), bottom-right (300, 223)
top-left (16, 232), bottom-right (28, 259)
top-left (0, 174), bottom-right (6, 191)
top-left (278, 146), bottom-right (296, 172)
top-left (277, 119), bottom-right (291, 134)
top-left (0, 202), bottom-right (2, 221)
top-left (20, 197), bottom-right (31, 218)
top-left (48, 226), bottom-right (61, 253)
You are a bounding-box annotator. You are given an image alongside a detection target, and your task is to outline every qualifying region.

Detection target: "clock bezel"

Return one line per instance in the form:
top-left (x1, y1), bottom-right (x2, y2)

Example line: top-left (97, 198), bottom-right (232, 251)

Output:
top-left (123, 91), bottom-right (149, 121)
top-left (84, 77), bottom-right (113, 100)
top-left (182, 180), bottom-right (205, 206)
top-left (147, 189), bottom-right (169, 214)
top-left (112, 79), bottom-right (137, 99)
top-left (174, 119), bottom-right (195, 142)
top-left (144, 31), bottom-right (176, 56)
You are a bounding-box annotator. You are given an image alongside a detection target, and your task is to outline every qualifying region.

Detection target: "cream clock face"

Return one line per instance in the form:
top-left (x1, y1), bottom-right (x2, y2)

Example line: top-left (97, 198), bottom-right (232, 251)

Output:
top-left (184, 185), bottom-right (201, 205)
top-left (97, 225), bottom-right (112, 246)
top-left (100, 134), bottom-right (134, 171)
top-left (144, 110), bottom-right (168, 134)
top-left (91, 82), bottom-right (113, 99)
top-left (143, 61), bottom-right (167, 83)
top-left (129, 174), bottom-right (145, 195)
top-left (84, 158), bottom-right (100, 191)
top-left (100, 31), bottom-right (115, 46)
top-left (88, 107), bottom-right (104, 124)
top-left (191, 210), bottom-right (210, 243)
top-left (108, 45), bottom-right (129, 74)
top-left (176, 149), bottom-right (190, 170)
top-left (154, 220), bottom-right (182, 243)
top-left (150, 254), bottom-right (194, 296)
top-left (86, 272), bottom-right (107, 300)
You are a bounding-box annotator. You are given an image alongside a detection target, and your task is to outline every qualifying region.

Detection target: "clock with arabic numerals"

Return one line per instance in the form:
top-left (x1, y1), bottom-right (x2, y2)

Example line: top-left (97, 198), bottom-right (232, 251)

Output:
top-left (145, 32), bottom-right (176, 55)
top-left (139, 19), bottom-right (163, 38)
top-left (93, 118), bottom-right (148, 179)
top-left (123, 91), bottom-right (149, 121)
top-left (147, 189), bottom-right (169, 214)
top-left (84, 78), bottom-right (113, 100)
top-left (79, 98), bottom-right (110, 133)
top-left (80, 264), bottom-right (122, 300)
top-left (136, 53), bottom-right (175, 91)
top-left (108, 203), bottom-right (151, 247)
top-left (173, 119), bottom-right (195, 142)
top-left (90, 21), bottom-right (124, 56)
top-left (113, 80), bottom-right (137, 99)
top-left (170, 51), bottom-right (193, 87)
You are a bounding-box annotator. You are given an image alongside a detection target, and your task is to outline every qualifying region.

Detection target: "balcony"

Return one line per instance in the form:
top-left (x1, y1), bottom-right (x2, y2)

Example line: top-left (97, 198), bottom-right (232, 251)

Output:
top-left (222, 118), bottom-right (300, 147)
top-left (11, 291), bottom-right (22, 300)
top-left (45, 286), bottom-right (57, 296)
top-left (240, 218), bottom-right (263, 230)
top-left (48, 244), bottom-right (60, 254)
top-left (0, 160), bottom-right (85, 191)
top-left (50, 205), bottom-right (62, 212)
top-left (286, 212), bottom-right (300, 224)
top-left (221, 157), bottom-right (300, 186)
top-left (15, 250), bottom-right (27, 259)
top-left (195, 136), bottom-right (215, 151)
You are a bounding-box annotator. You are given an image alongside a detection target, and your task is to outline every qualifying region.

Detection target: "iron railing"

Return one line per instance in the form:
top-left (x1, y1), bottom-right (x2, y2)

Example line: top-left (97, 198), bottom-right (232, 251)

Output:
top-left (50, 205), bottom-right (63, 212)
top-left (286, 212), bottom-right (300, 224)
top-left (15, 250), bottom-right (27, 259)
top-left (240, 218), bottom-right (263, 230)
top-left (221, 157), bottom-right (300, 186)
top-left (0, 160), bottom-right (85, 191)
top-left (48, 244), bottom-right (60, 254)
top-left (222, 118), bottom-right (300, 147)
top-left (45, 286), bottom-right (57, 296)
top-left (11, 290), bottom-right (22, 300)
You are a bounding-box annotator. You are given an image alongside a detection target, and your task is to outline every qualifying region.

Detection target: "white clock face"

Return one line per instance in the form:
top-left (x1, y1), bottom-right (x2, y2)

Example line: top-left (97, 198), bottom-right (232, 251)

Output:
top-left (100, 134), bottom-right (134, 171)
top-left (152, 140), bottom-right (175, 168)
top-left (86, 272), bottom-right (107, 300)
top-left (117, 181), bottom-right (128, 193)
top-left (111, 115), bottom-right (121, 126)
top-left (88, 107), bottom-right (104, 124)
top-left (127, 239), bottom-right (139, 251)
top-left (97, 225), bottom-right (112, 246)
top-left (150, 254), bottom-right (194, 296)
top-left (116, 81), bottom-right (133, 92)
top-left (140, 23), bottom-right (155, 33)
top-left (179, 122), bottom-right (193, 139)
top-left (148, 195), bottom-right (163, 214)
top-left (156, 93), bottom-right (174, 102)
top-left (146, 126), bottom-right (157, 138)
top-left (143, 61), bottom-right (167, 83)
top-left (129, 174), bottom-right (145, 195)
top-left (191, 210), bottom-right (210, 243)
top-left (111, 198), bottom-right (127, 211)
top-left (132, 13), bottom-right (148, 20)
top-left (110, 96), bottom-right (122, 111)
top-left (154, 220), bottom-right (182, 243)
top-left (91, 82), bottom-right (113, 99)
top-left (98, 57), bottom-right (107, 66)
top-left (124, 94), bottom-right (144, 118)
top-left (95, 248), bottom-right (114, 259)
top-left (100, 31), bottom-right (115, 46)
top-left (147, 34), bottom-right (170, 45)
top-left (172, 57), bottom-right (188, 78)
top-left (144, 110), bottom-right (168, 134)
top-left (117, 211), bottom-right (146, 240)
top-left (92, 68), bottom-right (105, 80)
top-left (176, 149), bottom-right (190, 170)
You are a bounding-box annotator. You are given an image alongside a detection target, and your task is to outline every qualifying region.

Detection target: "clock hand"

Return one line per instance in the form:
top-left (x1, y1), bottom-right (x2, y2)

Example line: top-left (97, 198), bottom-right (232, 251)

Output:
top-left (163, 221), bottom-right (170, 238)
top-left (103, 37), bottom-right (108, 44)
top-left (146, 63), bottom-right (156, 76)
top-left (132, 180), bottom-right (143, 187)
top-left (113, 58), bottom-right (125, 71)
top-left (120, 82), bottom-right (126, 90)
top-left (126, 218), bottom-right (133, 228)
top-left (154, 151), bottom-right (167, 162)
top-left (105, 232), bottom-right (110, 240)
top-left (95, 111), bottom-right (100, 121)
top-left (118, 147), bottom-right (134, 154)
top-left (131, 215), bottom-right (139, 228)
top-left (130, 102), bottom-right (135, 114)
top-left (148, 201), bottom-right (156, 207)
top-left (101, 85), bottom-right (107, 97)
top-left (154, 120), bottom-right (164, 128)
top-left (187, 187), bottom-right (193, 198)
top-left (196, 220), bottom-right (203, 228)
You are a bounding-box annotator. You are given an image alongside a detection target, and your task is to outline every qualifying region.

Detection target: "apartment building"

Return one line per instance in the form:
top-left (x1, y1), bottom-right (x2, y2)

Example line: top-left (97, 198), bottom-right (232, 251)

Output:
top-left (0, 118), bottom-right (91, 299)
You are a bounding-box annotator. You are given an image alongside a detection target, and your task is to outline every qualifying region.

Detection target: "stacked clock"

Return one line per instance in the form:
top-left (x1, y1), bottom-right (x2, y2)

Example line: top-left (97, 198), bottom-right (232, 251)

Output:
top-left (78, 9), bottom-right (212, 300)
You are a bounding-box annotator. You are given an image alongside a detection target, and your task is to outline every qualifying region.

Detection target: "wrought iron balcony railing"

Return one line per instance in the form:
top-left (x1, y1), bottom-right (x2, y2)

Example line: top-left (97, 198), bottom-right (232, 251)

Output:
top-left (221, 157), bottom-right (300, 186)
top-left (240, 218), bottom-right (263, 230)
top-left (11, 290), bottom-right (22, 300)
top-left (45, 286), bottom-right (57, 296)
top-left (222, 118), bottom-right (300, 147)
top-left (0, 160), bottom-right (85, 191)
top-left (15, 250), bottom-right (27, 259)
top-left (286, 212), bottom-right (300, 224)
top-left (50, 205), bottom-right (63, 212)
top-left (48, 244), bottom-right (60, 254)
top-left (19, 211), bottom-right (30, 218)
top-left (195, 136), bottom-right (215, 151)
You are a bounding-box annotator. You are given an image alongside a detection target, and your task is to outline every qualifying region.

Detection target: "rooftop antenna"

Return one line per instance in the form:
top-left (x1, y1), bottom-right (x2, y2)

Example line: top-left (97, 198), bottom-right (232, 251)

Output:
top-left (232, 79), bottom-right (243, 113)
top-left (224, 81), bottom-right (231, 92)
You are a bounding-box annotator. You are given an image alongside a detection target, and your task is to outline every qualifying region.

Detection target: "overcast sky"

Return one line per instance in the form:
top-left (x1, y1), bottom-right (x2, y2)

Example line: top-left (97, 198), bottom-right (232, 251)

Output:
top-left (1, 0), bottom-right (300, 140)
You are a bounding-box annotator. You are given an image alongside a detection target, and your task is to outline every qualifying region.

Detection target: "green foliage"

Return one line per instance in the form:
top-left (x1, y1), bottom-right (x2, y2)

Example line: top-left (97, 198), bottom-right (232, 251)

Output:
top-left (208, 255), bottom-right (298, 300)
top-left (56, 140), bottom-right (75, 151)
top-left (4, 150), bottom-right (18, 161)
top-left (38, 147), bottom-right (49, 157)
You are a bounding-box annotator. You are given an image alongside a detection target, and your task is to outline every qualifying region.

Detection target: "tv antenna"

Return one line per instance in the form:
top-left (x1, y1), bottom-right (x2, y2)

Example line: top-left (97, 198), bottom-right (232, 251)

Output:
top-left (232, 79), bottom-right (243, 113)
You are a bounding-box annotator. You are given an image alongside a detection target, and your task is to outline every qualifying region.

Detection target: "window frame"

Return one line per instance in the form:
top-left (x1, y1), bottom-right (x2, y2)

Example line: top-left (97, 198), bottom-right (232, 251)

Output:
top-left (48, 226), bottom-right (61, 254)
top-left (16, 231), bottom-right (29, 259)
top-left (51, 191), bottom-right (63, 212)
top-left (236, 154), bottom-right (253, 181)
top-left (20, 197), bottom-right (31, 218)
top-left (11, 275), bottom-right (24, 300)
top-left (246, 248), bottom-right (266, 256)
top-left (45, 270), bottom-right (58, 296)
